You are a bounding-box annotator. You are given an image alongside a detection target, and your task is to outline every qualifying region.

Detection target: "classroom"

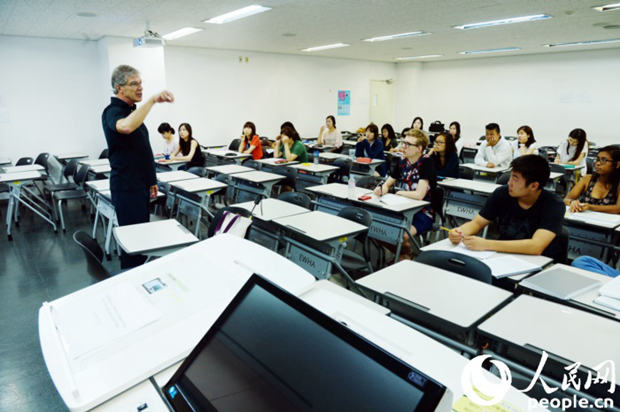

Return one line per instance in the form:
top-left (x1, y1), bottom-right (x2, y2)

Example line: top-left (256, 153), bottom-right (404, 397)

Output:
top-left (1, 0), bottom-right (620, 411)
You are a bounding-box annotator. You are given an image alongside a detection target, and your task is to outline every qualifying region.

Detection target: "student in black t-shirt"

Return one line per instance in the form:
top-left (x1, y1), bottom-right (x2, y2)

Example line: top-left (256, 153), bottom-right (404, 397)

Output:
top-left (171, 122), bottom-right (205, 176)
top-left (448, 154), bottom-right (565, 262)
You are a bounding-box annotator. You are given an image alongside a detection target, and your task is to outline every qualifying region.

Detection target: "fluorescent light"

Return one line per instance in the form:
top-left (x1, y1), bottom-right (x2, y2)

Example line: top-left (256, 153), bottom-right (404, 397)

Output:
top-left (459, 47), bottom-right (520, 55)
top-left (204, 5), bottom-right (271, 24)
top-left (396, 54), bottom-right (442, 61)
top-left (363, 31), bottom-right (430, 42)
top-left (163, 27), bottom-right (203, 40)
top-left (454, 14), bottom-right (551, 30)
top-left (593, 2), bottom-right (620, 11)
top-left (544, 38), bottom-right (620, 47)
top-left (301, 43), bottom-right (349, 52)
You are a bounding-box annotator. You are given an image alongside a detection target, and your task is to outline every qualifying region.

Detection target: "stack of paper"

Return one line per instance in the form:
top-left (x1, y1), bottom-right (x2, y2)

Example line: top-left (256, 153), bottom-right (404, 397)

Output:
top-left (594, 276), bottom-right (620, 312)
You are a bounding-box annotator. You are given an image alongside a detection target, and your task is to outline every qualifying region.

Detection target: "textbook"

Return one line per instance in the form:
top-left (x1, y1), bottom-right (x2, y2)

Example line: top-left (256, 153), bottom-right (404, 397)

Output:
top-left (520, 268), bottom-right (601, 300)
top-left (483, 255), bottom-right (542, 279)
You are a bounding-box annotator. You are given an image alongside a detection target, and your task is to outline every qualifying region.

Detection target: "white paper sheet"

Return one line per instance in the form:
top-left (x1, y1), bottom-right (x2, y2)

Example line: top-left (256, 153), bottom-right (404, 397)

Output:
top-left (450, 242), bottom-right (497, 260)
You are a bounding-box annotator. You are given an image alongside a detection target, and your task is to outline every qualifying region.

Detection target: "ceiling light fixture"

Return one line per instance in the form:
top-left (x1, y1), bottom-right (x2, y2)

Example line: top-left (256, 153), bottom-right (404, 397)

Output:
top-left (163, 27), bottom-right (203, 40)
top-left (204, 5), bottom-right (271, 24)
top-left (544, 38), bottom-right (620, 47)
top-left (363, 31), bottom-right (430, 42)
top-left (459, 47), bottom-right (520, 55)
top-left (454, 14), bottom-right (551, 30)
top-left (593, 2), bottom-right (620, 12)
top-left (396, 54), bottom-right (442, 60)
top-left (301, 43), bottom-right (349, 52)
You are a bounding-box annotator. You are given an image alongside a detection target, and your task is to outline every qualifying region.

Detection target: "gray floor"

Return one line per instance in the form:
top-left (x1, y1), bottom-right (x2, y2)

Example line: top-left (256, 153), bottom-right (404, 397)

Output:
top-left (0, 200), bottom-right (118, 412)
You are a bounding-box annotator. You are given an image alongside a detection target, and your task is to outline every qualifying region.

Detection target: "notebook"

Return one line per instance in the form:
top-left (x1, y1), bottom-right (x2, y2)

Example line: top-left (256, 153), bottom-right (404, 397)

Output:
top-left (451, 243), bottom-right (497, 260)
top-left (519, 268), bottom-right (601, 300)
top-left (593, 296), bottom-right (620, 312)
top-left (599, 276), bottom-right (620, 300)
top-left (483, 255), bottom-right (542, 279)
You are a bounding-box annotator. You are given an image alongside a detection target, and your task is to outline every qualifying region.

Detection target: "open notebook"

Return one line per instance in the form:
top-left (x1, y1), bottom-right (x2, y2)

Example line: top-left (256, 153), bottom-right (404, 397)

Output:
top-left (451, 243), bottom-right (541, 278)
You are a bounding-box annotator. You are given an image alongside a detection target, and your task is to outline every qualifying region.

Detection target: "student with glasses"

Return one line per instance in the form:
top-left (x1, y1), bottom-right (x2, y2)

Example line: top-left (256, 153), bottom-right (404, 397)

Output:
top-left (564, 145), bottom-right (620, 214)
top-left (374, 129), bottom-right (437, 259)
top-left (429, 132), bottom-right (459, 178)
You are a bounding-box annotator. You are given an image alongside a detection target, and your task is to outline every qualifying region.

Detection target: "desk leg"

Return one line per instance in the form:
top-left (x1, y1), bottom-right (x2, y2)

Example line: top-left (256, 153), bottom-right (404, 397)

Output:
top-left (92, 207), bottom-right (100, 238)
top-left (6, 188), bottom-right (15, 239)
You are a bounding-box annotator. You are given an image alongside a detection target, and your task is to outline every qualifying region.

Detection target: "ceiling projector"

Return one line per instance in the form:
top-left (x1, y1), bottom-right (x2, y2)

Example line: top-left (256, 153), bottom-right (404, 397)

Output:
top-left (133, 30), bottom-right (164, 48)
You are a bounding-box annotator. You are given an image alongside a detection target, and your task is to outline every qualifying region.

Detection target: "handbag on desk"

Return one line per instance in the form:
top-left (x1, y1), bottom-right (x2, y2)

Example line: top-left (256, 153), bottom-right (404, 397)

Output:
top-left (213, 211), bottom-right (252, 238)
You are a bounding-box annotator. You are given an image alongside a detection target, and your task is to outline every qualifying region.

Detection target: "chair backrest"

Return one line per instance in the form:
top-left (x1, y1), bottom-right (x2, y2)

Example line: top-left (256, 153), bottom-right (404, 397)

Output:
top-left (337, 206), bottom-right (372, 227)
top-left (228, 139), bottom-right (241, 151)
top-left (16, 157), bottom-right (33, 166)
top-left (98, 148), bottom-right (109, 159)
top-left (458, 166), bottom-right (474, 180)
top-left (74, 164), bottom-right (90, 185)
top-left (278, 191), bottom-right (311, 209)
top-left (329, 158), bottom-right (352, 183)
top-left (430, 186), bottom-right (445, 222)
top-left (46, 156), bottom-right (65, 184)
top-left (355, 175), bottom-right (380, 190)
top-left (496, 171), bottom-right (511, 185)
top-left (243, 159), bottom-right (260, 170)
top-left (586, 157), bottom-right (594, 174)
top-left (416, 250), bottom-right (493, 284)
top-left (73, 231), bottom-right (111, 280)
top-left (34, 153), bottom-right (49, 169)
top-left (64, 159), bottom-right (79, 182)
top-left (208, 206), bottom-right (253, 238)
top-left (557, 226), bottom-right (569, 265)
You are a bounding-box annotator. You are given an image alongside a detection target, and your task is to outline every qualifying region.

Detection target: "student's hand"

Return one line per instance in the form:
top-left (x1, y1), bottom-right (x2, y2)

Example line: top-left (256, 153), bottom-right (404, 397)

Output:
top-left (320, 125), bottom-right (325, 133)
top-left (554, 157), bottom-right (560, 165)
top-left (448, 228), bottom-right (464, 245)
top-left (462, 235), bottom-right (488, 251)
top-left (578, 202), bottom-right (590, 212)
top-left (150, 185), bottom-right (158, 199)
top-left (357, 136), bottom-right (366, 143)
top-left (281, 135), bottom-right (290, 145)
top-left (395, 190), bottom-right (408, 197)
top-left (569, 200), bottom-right (581, 213)
top-left (373, 186), bottom-right (383, 197)
top-left (152, 90), bottom-right (174, 103)
top-left (486, 162), bottom-right (495, 168)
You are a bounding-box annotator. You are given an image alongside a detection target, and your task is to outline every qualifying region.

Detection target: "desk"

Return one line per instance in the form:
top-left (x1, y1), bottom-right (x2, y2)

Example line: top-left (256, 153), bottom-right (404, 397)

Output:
top-left (478, 295), bottom-right (620, 400)
top-left (113, 219), bottom-right (198, 258)
top-left (204, 164), bottom-right (254, 177)
top-left (351, 158), bottom-right (386, 176)
top-left (1, 170), bottom-right (56, 239)
top-left (289, 162), bottom-right (339, 191)
top-left (155, 170), bottom-right (199, 183)
top-left (358, 260), bottom-right (512, 349)
top-left (39, 235), bottom-right (316, 412)
top-left (1, 164), bottom-right (45, 173)
top-left (564, 208), bottom-right (620, 262)
top-left (79, 158), bottom-right (109, 167)
top-left (318, 152), bottom-right (349, 161)
top-left (519, 263), bottom-right (620, 321)
top-left (155, 158), bottom-right (187, 170)
top-left (273, 210), bottom-right (366, 280)
top-left (232, 198), bottom-right (309, 250)
top-left (204, 148), bottom-right (250, 165)
top-left (307, 183), bottom-right (428, 262)
top-left (0, 157), bottom-right (11, 166)
top-left (255, 157), bottom-right (299, 173)
top-left (421, 238), bottom-right (552, 284)
top-left (88, 164), bottom-right (111, 177)
top-left (461, 163), bottom-right (510, 181)
top-left (228, 170), bottom-right (284, 202)
top-left (169, 178), bottom-right (227, 237)
top-left (56, 153), bottom-right (89, 162)
top-left (439, 178), bottom-right (499, 236)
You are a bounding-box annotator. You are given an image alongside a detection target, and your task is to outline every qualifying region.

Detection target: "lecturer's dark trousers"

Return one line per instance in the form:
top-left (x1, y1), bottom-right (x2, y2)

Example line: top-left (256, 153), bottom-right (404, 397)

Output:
top-left (111, 187), bottom-right (150, 269)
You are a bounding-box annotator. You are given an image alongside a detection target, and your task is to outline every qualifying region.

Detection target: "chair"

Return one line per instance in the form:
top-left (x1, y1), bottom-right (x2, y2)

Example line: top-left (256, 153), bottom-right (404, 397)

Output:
top-left (34, 153), bottom-right (49, 170)
top-left (243, 159), bottom-right (260, 170)
top-left (73, 231), bottom-right (112, 280)
top-left (586, 157), bottom-right (594, 175)
top-left (557, 226), bottom-right (569, 265)
top-left (207, 206), bottom-right (253, 238)
top-left (54, 164), bottom-right (89, 232)
top-left (98, 149), bottom-right (109, 159)
top-left (416, 250), bottom-right (493, 284)
top-left (549, 163), bottom-right (569, 196)
top-left (458, 166), bottom-right (474, 180)
top-left (460, 147), bottom-right (477, 164)
top-left (278, 191), bottom-right (311, 209)
top-left (15, 157), bottom-right (33, 166)
top-left (228, 139), bottom-right (241, 151)
top-left (337, 206), bottom-right (375, 277)
top-left (328, 158), bottom-right (352, 184)
top-left (496, 171), bottom-right (511, 185)
top-left (355, 175), bottom-right (380, 190)
top-left (44, 157), bottom-right (79, 199)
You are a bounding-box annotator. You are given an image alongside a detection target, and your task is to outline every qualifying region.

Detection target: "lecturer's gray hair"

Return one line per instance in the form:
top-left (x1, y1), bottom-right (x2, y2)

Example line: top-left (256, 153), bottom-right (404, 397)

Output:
top-left (111, 65), bottom-right (139, 93)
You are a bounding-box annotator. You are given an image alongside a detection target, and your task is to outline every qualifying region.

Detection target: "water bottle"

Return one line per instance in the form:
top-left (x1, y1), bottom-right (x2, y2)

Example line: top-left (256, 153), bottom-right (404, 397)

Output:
top-left (314, 149), bottom-right (319, 164)
top-left (348, 174), bottom-right (356, 199)
top-left (164, 146), bottom-right (170, 160)
top-left (349, 148), bottom-right (356, 160)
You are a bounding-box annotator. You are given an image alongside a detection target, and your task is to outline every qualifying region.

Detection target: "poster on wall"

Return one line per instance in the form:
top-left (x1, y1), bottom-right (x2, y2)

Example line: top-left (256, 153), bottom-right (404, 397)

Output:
top-left (337, 90), bottom-right (350, 116)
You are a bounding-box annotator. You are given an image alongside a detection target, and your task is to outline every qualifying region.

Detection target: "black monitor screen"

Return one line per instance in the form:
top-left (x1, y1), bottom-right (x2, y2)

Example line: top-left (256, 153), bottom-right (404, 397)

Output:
top-left (163, 275), bottom-right (445, 411)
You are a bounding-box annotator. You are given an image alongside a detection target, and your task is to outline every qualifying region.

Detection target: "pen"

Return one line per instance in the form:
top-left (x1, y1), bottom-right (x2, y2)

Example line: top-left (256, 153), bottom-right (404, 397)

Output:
top-left (439, 226), bottom-right (453, 232)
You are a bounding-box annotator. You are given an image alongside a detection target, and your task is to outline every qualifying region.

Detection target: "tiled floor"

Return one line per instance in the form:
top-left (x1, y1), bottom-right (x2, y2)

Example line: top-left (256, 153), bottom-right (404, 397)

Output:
top-left (0, 201), bottom-right (118, 411)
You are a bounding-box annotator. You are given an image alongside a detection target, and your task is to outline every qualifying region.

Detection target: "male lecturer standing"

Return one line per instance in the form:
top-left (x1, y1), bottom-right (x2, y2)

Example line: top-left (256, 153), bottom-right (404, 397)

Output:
top-left (101, 65), bottom-right (174, 269)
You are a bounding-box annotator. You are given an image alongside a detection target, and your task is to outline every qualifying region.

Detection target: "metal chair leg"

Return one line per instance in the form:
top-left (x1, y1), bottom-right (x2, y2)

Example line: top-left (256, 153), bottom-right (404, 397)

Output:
top-left (58, 199), bottom-right (66, 232)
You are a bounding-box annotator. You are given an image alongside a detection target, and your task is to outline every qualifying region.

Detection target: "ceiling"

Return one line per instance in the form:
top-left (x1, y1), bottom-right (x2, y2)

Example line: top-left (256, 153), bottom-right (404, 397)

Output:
top-left (1, 0), bottom-right (620, 62)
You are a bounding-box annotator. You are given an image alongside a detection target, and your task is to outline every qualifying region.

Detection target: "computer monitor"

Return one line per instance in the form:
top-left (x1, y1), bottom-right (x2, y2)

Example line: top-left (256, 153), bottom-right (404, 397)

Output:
top-left (162, 274), bottom-right (446, 411)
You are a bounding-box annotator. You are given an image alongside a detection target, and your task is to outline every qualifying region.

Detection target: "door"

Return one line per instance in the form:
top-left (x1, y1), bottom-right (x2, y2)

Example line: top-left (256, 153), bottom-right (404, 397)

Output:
top-left (369, 80), bottom-right (394, 126)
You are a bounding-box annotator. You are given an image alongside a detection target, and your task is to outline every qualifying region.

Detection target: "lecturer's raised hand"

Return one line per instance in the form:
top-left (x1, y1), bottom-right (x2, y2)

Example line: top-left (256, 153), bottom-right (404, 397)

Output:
top-left (153, 90), bottom-right (175, 104)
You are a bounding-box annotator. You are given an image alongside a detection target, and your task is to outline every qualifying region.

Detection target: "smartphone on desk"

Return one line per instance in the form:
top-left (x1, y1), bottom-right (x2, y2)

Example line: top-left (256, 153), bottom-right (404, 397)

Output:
top-left (358, 195), bottom-right (372, 201)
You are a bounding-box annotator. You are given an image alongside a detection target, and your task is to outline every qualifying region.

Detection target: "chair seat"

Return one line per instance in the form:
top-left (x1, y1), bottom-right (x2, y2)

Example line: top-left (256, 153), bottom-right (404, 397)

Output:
top-left (54, 189), bottom-right (86, 200)
top-left (46, 182), bottom-right (78, 192)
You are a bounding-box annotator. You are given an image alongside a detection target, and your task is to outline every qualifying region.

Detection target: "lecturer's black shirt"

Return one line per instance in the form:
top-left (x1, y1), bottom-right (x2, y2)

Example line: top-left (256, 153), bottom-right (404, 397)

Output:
top-left (101, 97), bottom-right (156, 192)
top-left (479, 186), bottom-right (565, 262)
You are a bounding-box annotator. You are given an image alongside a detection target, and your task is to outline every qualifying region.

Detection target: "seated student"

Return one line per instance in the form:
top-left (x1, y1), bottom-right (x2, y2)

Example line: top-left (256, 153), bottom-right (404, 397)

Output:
top-left (238, 121), bottom-right (263, 160)
top-left (374, 129), bottom-right (436, 258)
top-left (513, 125), bottom-right (538, 158)
top-left (381, 123), bottom-right (399, 152)
top-left (474, 123), bottom-right (513, 168)
top-left (449, 121), bottom-right (463, 157)
top-left (411, 116), bottom-right (424, 131)
top-left (572, 256), bottom-right (619, 278)
top-left (429, 132), bottom-right (459, 178)
top-left (564, 145), bottom-right (620, 214)
top-left (555, 128), bottom-right (588, 169)
top-left (171, 122), bottom-right (205, 176)
top-left (274, 124), bottom-right (308, 162)
top-left (449, 155), bottom-right (565, 261)
top-left (317, 115), bottom-right (343, 153)
top-left (157, 122), bottom-right (178, 157)
top-left (355, 123), bottom-right (386, 176)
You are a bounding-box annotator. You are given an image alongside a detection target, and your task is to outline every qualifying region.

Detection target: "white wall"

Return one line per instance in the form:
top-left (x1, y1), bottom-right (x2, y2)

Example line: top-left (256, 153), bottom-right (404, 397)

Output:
top-left (0, 35), bottom-right (106, 160)
top-left (394, 49), bottom-right (620, 147)
top-left (162, 47), bottom-right (396, 147)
